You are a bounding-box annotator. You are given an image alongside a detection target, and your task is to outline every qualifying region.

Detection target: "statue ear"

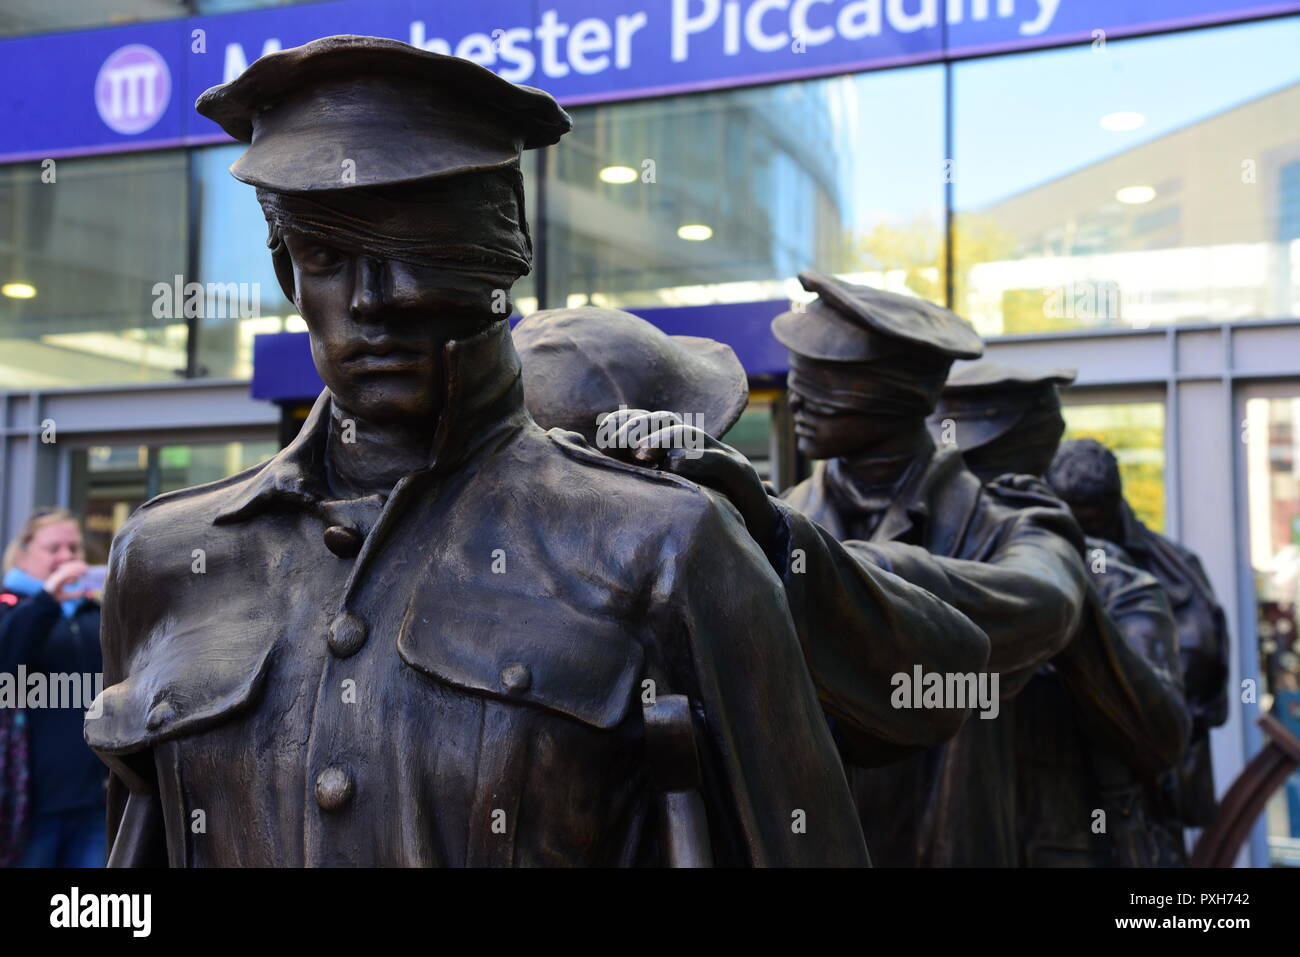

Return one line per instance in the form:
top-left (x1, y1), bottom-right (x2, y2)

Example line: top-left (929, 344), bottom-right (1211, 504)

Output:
top-left (270, 238), bottom-right (297, 306)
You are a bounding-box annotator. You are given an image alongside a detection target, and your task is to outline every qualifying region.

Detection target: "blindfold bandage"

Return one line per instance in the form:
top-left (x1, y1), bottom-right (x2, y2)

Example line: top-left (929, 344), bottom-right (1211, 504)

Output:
top-left (257, 167), bottom-right (533, 285)
top-left (954, 404), bottom-right (1066, 479)
top-left (789, 354), bottom-right (947, 419)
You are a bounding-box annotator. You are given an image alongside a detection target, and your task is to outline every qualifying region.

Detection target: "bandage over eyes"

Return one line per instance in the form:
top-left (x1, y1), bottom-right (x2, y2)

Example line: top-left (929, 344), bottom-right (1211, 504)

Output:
top-left (256, 166), bottom-right (533, 285)
top-left (789, 353), bottom-right (948, 420)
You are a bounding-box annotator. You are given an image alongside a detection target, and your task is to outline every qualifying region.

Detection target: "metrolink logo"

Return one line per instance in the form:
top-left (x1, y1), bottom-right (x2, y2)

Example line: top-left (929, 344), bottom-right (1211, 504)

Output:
top-left (890, 666), bottom-right (1000, 719)
top-left (0, 667), bottom-right (104, 718)
top-left (95, 44), bottom-right (170, 136)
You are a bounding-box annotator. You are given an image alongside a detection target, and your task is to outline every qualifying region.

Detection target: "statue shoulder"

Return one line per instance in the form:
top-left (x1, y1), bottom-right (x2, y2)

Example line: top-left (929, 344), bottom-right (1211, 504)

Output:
top-left (984, 471), bottom-right (1066, 509)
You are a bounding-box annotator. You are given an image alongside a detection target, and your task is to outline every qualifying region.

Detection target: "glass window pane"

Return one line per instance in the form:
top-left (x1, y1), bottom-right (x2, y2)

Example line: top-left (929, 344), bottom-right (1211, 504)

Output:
top-left (954, 17), bottom-right (1300, 335)
top-left (193, 144), bottom-right (296, 380)
top-left (727, 400), bottom-right (773, 484)
top-left (546, 66), bottom-right (946, 309)
top-left (69, 444), bottom-right (151, 564)
top-left (1244, 395), bottom-right (1300, 866)
top-left (1062, 401), bottom-right (1166, 532)
top-left (69, 439), bottom-right (276, 561)
top-left (0, 1), bottom-right (183, 39)
top-left (156, 439), bottom-right (277, 493)
top-left (0, 152), bottom-right (189, 388)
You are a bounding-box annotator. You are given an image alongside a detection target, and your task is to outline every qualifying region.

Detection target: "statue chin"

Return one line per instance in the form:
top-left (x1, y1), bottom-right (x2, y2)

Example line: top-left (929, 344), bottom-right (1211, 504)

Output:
top-left (328, 385), bottom-right (439, 431)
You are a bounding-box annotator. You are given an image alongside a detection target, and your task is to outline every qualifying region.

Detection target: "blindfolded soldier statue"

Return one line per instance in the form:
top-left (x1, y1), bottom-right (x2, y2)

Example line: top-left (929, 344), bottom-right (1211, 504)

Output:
top-left (85, 36), bottom-right (872, 867)
top-left (582, 273), bottom-right (1093, 866)
top-left (932, 363), bottom-right (1191, 867)
top-left (1047, 437), bottom-right (1231, 863)
top-left (516, 307), bottom-right (992, 771)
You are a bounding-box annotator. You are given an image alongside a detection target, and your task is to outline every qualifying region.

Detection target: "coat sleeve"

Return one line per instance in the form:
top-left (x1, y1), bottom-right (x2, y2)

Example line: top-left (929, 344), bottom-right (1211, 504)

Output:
top-left (0, 589), bottom-right (62, 673)
top-left (91, 516), bottom-right (169, 867)
top-left (767, 498), bottom-right (990, 765)
top-left (839, 497), bottom-right (1088, 698)
top-left (1049, 567), bottom-right (1191, 781)
top-left (654, 492), bottom-right (869, 866)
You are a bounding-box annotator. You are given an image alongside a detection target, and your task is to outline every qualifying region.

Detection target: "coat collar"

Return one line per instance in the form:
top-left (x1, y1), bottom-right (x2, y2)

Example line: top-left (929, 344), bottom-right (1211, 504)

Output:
top-left (821, 440), bottom-right (980, 550)
top-left (214, 318), bottom-right (527, 525)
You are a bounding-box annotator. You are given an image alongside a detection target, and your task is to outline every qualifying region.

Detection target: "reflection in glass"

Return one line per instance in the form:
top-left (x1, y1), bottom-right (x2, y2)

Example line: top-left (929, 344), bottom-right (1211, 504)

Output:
top-left (1061, 401), bottom-right (1165, 531)
top-left (954, 17), bottom-right (1300, 335)
top-left (1244, 395), bottom-right (1300, 866)
top-left (727, 399), bottom-right (774, 484)
top-left (69, 439), bottom-right (276, 562)
top-left (546, 67), bottom-right (946, 310)
top-left (0, 0), bottom-right (182, 39)
top-left (0, 153), bottom-right (188, 388)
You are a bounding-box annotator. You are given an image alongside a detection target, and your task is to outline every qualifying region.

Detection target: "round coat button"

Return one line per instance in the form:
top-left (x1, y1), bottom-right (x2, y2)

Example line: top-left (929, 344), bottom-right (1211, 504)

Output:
top-left (315, 767), bottom-right (354, 811)
top-left (323, 525), bottom-right (363, 558)
top-left (328, 612), bottom-right (368, 658)
top-left (500, 663), bottom-right (532, 695)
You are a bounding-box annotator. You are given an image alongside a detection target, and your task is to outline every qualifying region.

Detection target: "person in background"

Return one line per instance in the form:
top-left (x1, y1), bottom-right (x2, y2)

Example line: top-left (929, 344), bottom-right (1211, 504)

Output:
top-left (1, 508), bottom-right (107, 867)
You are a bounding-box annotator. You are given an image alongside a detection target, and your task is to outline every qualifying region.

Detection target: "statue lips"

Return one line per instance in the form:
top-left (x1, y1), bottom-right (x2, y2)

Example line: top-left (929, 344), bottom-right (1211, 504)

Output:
top-left (341, 338), bottom-right (431, 374)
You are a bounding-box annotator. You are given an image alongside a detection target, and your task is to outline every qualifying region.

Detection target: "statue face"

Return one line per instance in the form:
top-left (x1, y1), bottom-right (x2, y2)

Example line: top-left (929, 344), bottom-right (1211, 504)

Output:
top-left (283, 231), bottom-right (502, 426)
top-left (787, 359), bottom-right (912, 460)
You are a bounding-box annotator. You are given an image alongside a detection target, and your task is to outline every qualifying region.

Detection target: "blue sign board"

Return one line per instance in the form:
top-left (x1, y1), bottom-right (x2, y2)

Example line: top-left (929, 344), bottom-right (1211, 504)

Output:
top-left (251, 298), bottom-right (791, 401)
top-left (2, 0), bottom-right (1298, 163)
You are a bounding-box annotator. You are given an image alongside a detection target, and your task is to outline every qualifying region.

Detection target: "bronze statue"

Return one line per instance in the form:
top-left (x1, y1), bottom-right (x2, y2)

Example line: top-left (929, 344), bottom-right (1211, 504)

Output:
top-left (85, 37), bottom-right (877, 867)
top-left (770, 273), bottom-right (1095, 867)
top-left (1047, 438), bottom-right (1231, 863)
top-left (516, 307), bottom-right (992, 771)
top-left (556, 276), bottom-right (1092, 866)
top-left (933, 362), bottom-right (1191, 866)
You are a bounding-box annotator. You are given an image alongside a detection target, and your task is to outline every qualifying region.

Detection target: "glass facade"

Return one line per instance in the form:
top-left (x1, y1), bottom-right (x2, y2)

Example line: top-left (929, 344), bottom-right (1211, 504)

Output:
top-left (69, 438), bottom-right (277, 561)
top-left (1244, 395), bottom-right (1300, 866)
top-left (3, 16), bottom-right (1300, 389)
top-left (0, 153), bottom-right (189, 389)
top-left (953, 18), bottom-right (1300, 336)
top-left (1062, 401), bottom-right (1166, 531)
top-left (547, 66), bottom-right (946, 310)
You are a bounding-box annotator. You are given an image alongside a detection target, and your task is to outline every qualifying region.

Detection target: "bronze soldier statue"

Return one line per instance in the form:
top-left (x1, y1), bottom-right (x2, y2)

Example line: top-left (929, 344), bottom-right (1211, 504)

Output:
top-left (85, 36), bottom-right (880, 867)
top-left (515, 307), bottom-right (991, 767)
top-left (1047, 438), bottom-right (1231, 863)
top-left (539, 277), bottom-right (1091, 866)
top-left (932, 362), bottom-right (1191, 866)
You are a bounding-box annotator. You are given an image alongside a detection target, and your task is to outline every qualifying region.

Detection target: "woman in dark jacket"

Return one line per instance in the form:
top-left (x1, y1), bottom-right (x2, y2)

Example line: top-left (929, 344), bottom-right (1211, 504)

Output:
top-left (1, 508), bottom-right (107, 867)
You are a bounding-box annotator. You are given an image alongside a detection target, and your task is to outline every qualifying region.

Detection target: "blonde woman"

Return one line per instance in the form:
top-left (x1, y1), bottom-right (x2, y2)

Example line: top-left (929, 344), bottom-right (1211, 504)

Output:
top-left (1, 508), bottom-right (106, 867)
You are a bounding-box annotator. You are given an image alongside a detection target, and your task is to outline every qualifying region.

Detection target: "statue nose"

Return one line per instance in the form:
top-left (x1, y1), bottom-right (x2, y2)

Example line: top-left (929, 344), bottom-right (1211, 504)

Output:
top-left (349, 257), bottom-right (386, 321)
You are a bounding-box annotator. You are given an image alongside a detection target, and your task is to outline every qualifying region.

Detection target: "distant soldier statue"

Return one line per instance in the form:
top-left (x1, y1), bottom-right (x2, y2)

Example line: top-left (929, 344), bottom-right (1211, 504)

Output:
top-left (1048, 438), bottom-right (1231, 863)
top-left (933, 362), bottom-right (1191, 866)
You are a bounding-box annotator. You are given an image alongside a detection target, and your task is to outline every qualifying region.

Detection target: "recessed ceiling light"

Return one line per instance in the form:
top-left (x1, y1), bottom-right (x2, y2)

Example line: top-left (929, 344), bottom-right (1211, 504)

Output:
top-left (1, 282), bottom-right (36, 299)
top-left (599, 165), bottom-right (638, 184)
top-left (1116, 186), bottom-right (1156, 205)
top-left (1100, 111), bottom-right (1146, 132)
top-left (677, 224), bottom-right (713, 241)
